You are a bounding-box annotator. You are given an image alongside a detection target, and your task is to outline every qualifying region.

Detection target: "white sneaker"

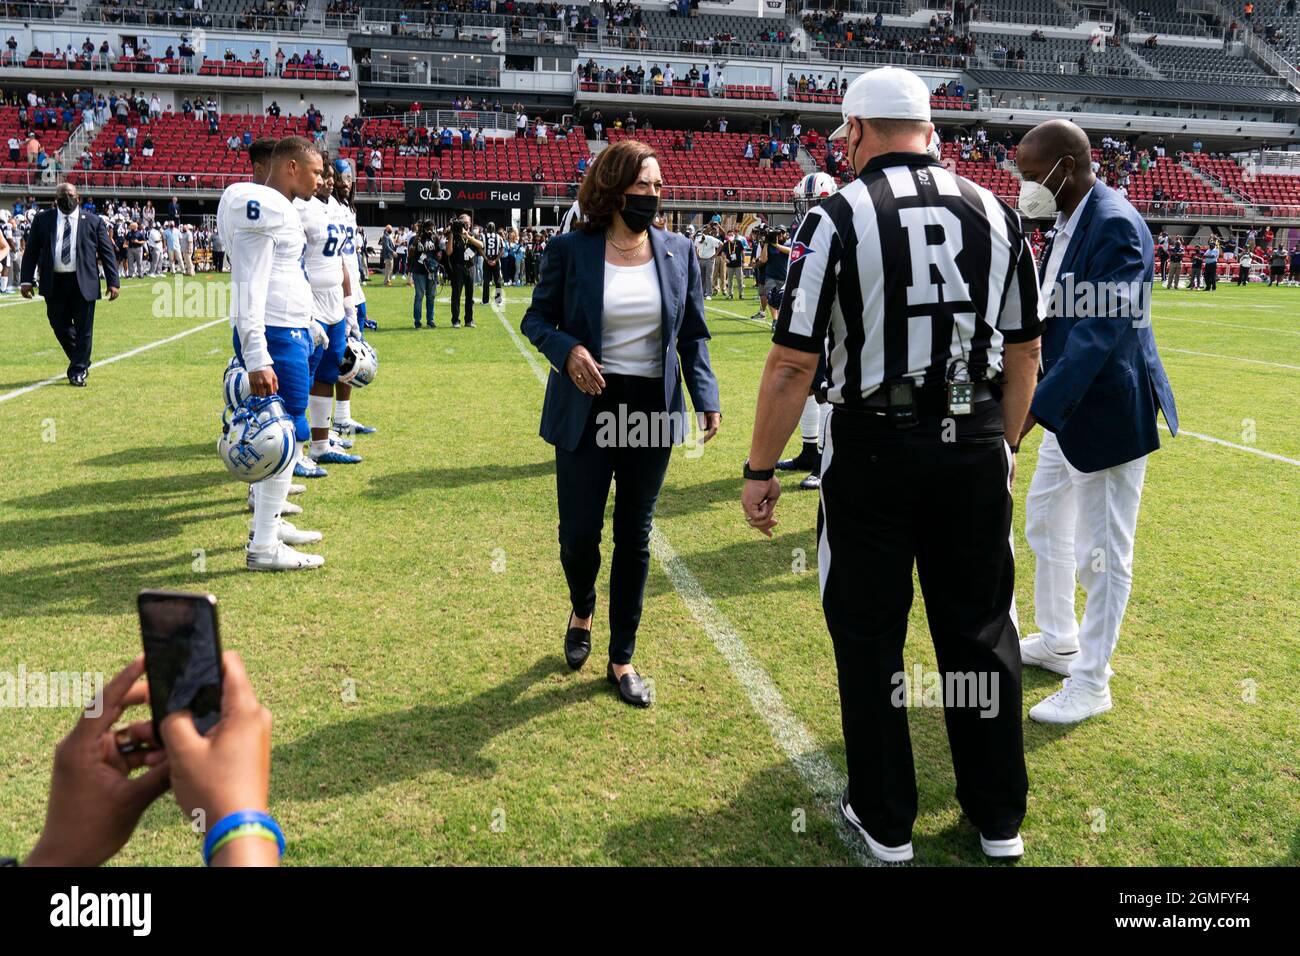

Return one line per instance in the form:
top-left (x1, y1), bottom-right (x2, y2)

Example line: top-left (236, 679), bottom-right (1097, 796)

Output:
top-left (1019, 633), bottom-right (1079, 677)
top-left (980, 833), bottom-right (1024, 859)
top-left (277, 519), bottom-right (323, 546)
top-left (246, 541), bottom-right (324, 572)
top-left (1029, 678), bottom-right (1112, 724)
top-left (247, 488), bottom-right (301, 516)
top-left (288, 483), bottom-right (306, 495)
top-left (839, 791), bottom-right (913, 863)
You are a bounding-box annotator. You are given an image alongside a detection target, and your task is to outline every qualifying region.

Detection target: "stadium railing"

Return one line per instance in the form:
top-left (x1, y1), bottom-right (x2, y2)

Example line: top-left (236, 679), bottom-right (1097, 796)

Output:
top-left (576, 79), bottom-right (975, 110)
top-left (359, 9), bottom-right (586, 45)
top-left (0, 53), bottom-right (351, 80)
top-left (79, 7), bottom-right (359, 39)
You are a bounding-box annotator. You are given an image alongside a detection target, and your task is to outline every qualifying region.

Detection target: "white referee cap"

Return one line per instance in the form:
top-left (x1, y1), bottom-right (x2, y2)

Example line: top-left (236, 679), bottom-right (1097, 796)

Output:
top-left (829, 67), bottom-right (932, 140)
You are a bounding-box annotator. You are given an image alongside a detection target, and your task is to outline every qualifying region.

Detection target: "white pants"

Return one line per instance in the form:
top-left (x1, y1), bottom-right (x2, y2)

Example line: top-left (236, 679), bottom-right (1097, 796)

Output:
top-left (1024, 430), bottom-right (1148, 693)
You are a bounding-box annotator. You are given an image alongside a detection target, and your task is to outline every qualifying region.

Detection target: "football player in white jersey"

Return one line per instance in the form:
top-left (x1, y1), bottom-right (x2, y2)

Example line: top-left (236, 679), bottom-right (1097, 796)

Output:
top-left (773, 171), bottom-right (837, 491)
top-left (298, 159), bottom-right (363, 470)
top-left (328, 159), bottom-right (376, 437)
top-left (219, 135), bottom-right (327, 571)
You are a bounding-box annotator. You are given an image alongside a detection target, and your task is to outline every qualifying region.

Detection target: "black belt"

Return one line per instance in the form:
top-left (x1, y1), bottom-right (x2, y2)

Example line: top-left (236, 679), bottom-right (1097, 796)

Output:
top-left (839, 382), bottom-right (996, 415)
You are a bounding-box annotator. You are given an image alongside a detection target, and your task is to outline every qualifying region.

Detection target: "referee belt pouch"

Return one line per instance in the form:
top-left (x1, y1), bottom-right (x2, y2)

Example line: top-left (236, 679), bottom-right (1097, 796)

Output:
top-left (858, 381), bottom-right (996, 428)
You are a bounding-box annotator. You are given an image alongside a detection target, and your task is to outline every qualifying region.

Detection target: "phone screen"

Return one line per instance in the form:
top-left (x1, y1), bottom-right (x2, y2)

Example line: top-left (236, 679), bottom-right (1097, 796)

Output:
top-left (138, 590), bottom-right (223, 740)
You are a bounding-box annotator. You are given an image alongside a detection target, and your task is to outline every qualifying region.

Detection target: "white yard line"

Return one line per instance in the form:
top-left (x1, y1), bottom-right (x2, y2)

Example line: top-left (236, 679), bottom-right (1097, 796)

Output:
top-left (1, 316), bottom-right (227, 403)
top-left (1162, 423), bottom-right (1300, 468)
top-left (1156, 315), bottom-right (1300, 336)
top-left (1163, 348), bottom-right (1300, 371)
top-left (489, 295), bottom-right (873, 866)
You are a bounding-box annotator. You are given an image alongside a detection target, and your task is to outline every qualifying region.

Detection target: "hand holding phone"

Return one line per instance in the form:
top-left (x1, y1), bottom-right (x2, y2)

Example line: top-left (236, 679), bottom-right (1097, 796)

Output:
top-left (138, 590), bottom-right (223, 741)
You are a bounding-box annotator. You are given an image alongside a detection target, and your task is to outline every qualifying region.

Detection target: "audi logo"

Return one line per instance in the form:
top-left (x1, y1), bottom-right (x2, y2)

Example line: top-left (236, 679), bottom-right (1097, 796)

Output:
top-left (417, 185), bottom-right (452, 201)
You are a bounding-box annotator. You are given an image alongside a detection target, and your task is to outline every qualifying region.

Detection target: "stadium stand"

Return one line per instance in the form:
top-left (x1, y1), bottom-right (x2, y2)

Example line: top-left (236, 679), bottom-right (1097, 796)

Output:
top-left (1188, 151), bottom-right (1300, 216)
top-left (1121, 0), bottom-right (1220, 36)
top-left (606, 127), bottom-right (803, 204)
top-left (73, 112), bottom-right (307, 190)
top-left (1129, 36), bottom-right (1270, 80)
top-left (339, 118), bottom-right (590, 191)
top-left (1229, 0), bottom-right (1300, 70)
top-left (0, 105), bottom-right (70, 182)
top-left (976, 0), bottom-right (1078, 28)
top-left (974, 30), bottom-right (1137, 76)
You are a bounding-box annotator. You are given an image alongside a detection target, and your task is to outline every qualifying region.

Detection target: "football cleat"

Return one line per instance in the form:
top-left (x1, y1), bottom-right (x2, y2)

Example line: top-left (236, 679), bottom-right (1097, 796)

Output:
top-left (798, 473), bottom-right (821, 491)
top-left (309, 445), bottom-right (363, 465)
top-left (246, 541), bottom-right (324, 572)
top-left (277, 519), bottom-right (323, 546)
top-left (294, 459), bottom-right (329, 479)
top-left (332, 419), bottom-right (376, 436)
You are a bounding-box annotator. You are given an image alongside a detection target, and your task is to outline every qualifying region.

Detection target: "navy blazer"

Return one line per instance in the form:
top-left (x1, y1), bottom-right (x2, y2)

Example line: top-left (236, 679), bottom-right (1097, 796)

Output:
top-left (521, 226), bottom-right (721, 452)
top-left (20, 207), bottom-right (119, 302)
top-left (1031, 182), bottom-right (1178, 473)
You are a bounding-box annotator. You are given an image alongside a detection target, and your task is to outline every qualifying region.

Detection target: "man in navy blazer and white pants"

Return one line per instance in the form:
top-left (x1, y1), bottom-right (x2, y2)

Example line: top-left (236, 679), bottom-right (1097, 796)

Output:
top-left (1014, 120), bottom-right (1178, 724)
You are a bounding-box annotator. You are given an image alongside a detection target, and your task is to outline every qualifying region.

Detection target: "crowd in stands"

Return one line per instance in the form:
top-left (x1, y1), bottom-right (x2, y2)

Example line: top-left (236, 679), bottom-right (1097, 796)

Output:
top-left (803, 9), bottom-right (973, 67)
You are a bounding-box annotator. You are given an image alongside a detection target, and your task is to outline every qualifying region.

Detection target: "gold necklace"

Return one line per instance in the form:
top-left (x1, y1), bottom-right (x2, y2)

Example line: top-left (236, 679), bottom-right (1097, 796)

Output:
top-left (607, 231), bottom-right (647, 260)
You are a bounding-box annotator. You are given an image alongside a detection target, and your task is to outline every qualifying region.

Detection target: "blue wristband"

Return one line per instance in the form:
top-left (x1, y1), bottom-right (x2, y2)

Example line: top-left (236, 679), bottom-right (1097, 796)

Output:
top-left (204, 810), bottom-right (285, 866)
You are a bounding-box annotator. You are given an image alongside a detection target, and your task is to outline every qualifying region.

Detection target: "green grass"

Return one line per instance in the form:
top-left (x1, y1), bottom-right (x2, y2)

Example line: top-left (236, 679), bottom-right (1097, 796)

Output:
top-left (0, 275), bottom-right (1296, 866)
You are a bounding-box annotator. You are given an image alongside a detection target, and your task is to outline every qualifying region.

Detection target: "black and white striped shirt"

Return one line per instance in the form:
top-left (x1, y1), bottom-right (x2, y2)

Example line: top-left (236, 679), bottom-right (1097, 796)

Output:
top-left (483, 232), bottom-right (503, 259)
top-left (773, 152), bottom-right (1042, 406)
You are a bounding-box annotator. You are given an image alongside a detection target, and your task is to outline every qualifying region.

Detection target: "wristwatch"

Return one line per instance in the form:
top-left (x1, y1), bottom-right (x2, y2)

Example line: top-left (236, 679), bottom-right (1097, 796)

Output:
top-left (743, 459), bottom-right (775, 481)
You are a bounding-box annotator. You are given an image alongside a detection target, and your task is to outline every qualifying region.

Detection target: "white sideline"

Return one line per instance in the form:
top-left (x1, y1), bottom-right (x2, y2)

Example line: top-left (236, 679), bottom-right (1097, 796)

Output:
top-left (1163, 347), bottom-right (1300, 371)
top-left (1157, 315), bottom-right (1300, 337)
top-left (1162, 423), bottom-right (1300, 467)
top-left (489, 294), bottom-right (874, 866)
top-left (0, 316), bottom-right (226, 404)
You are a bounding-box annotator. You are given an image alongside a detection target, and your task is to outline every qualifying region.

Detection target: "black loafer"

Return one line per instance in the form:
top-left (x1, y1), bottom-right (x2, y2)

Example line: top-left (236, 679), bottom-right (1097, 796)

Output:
top-left (564, 613), bottom-right (591, 671)
top-left (607, 662), bottom-right (651, 707)
top-left (68, 371), bottom-right (87, 387)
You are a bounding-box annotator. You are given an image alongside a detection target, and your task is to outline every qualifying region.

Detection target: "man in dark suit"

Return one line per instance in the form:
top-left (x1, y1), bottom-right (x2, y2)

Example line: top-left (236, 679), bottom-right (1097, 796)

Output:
top-left (21, 182), bottom-right (120, 386)
top-left (1015, 120), bottom-right (1178, 725)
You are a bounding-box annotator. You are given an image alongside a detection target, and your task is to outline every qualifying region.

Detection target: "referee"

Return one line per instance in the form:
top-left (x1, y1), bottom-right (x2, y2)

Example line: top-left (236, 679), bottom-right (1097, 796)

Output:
top-left (481, 221), bottom-right (504, 305)
top-left (741, 67), bottom-right (1044, 863)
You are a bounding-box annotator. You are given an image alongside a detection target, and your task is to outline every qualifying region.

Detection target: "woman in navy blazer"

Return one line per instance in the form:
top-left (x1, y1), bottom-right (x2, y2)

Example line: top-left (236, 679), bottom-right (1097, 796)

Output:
top-left (521, 139), bottom-right (721, 707)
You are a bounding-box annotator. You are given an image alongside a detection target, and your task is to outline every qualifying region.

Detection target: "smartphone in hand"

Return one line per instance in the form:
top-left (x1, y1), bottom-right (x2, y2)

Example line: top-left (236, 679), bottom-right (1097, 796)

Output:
top-left (138, 590), bottom-right (224, 741)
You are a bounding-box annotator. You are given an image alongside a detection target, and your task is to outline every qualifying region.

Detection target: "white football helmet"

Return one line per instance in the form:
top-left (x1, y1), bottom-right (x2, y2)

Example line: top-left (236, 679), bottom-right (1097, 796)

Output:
top-left (338, 337), bottom-right (378, 388)
top-left (792, 172), bottom-right (837, 217)
top-left (218, 395), bottom-right (297, 483)
top-left (223, 357), bottom-right (250, 412)
top-left (927, 129), bottom-right (943, 162)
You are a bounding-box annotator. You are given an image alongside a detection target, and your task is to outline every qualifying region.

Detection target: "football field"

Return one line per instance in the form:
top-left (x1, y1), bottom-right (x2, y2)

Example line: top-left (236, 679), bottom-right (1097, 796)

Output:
top-left (1, 275), bottom-right (1296, 866)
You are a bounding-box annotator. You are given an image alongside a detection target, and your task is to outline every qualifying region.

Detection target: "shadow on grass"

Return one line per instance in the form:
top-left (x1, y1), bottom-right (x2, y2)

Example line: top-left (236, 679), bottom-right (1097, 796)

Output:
top-left (0, 546), bottom-right (245, 618)
top-left (81, 441), bottom-right (214, 468)
top-left (600, 740), bottom-right (1009, 866)
top-left (362, 460), bottom-right (554, 499)
top-left (0, 499), bottom-right (245, 552)
top-left (6, 469), bottom-right (234, 513)
top-left (271, 656), bottom-right (605, 798)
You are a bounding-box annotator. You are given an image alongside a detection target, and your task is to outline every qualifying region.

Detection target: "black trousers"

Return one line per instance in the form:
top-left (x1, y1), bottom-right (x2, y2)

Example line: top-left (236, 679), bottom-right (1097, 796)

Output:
top-left (818, 400), bottom-right (1027, 846)
top-left (481, 259), bottom-right (502, 302)
top-left (46, 272), bottom-right (96, 376)
top-left (554, 374), bottom-right (673, 665)
top-left (448, 265), bottom-right (473, 323)
top-left (1205, 263), bottom-right (1217, 290)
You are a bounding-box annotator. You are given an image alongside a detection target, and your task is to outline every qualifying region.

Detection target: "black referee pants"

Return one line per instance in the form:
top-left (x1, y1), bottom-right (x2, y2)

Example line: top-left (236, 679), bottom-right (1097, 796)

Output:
top-left (448, 265), bottom-right (473, 324)
top-left (818, 400), bottom-right (1027, 846)
top-left (481, 260), bottom-right (502, 302)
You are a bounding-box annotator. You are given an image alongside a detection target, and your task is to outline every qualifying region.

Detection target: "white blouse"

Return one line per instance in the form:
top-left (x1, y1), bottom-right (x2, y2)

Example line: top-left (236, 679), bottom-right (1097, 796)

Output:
top-left (601, 260), bottom-right (663, 378)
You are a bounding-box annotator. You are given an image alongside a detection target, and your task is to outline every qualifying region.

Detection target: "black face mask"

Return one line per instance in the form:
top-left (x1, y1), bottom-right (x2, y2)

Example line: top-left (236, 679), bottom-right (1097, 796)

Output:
top-left (619, 193), bottom-right (658, 233)
top-left (57, 196), bottom-right (77, 214)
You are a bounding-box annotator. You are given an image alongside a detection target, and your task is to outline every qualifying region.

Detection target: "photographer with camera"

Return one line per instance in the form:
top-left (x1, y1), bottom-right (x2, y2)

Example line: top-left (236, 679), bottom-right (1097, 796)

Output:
top-left (409, 219), bottom-right (442, 329)
top-left (446, 213), bottom-right (484, 328)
